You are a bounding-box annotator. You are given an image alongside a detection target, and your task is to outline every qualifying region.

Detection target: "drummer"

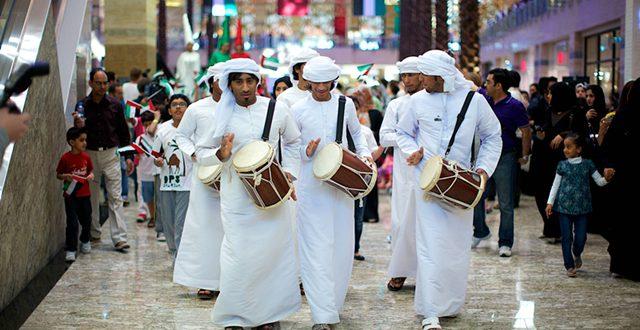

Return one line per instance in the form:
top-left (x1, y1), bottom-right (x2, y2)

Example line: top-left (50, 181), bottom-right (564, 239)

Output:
top-left (277, 47), bottom-right (319, 108)
top-left (380, 56), bottom-right (422, 292)
top-left (195, 58), bottom-right (302, 330)
top-left (290, 56), bottom-right (371, 330)
top-left (173, 62), bottom-right (225, 300)
top-left (395, 50), bottom-right (502, 330)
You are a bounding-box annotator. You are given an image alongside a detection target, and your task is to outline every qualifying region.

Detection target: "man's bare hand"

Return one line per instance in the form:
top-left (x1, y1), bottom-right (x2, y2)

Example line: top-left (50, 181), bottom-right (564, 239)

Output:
top-left (0, 108), bottom-right (31, 142)
top-left (216, 133), bottom-right (234, 161)
top-left (406, 147), bottom-right (423, 166)
top-left (306, 138), bottom-right (321, 158)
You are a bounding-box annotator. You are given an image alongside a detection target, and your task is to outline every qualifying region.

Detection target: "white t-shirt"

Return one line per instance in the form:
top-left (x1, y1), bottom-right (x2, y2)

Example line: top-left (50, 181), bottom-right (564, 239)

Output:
top-left (123, 82), bottom-right (139, 102)
top-left (135, 132), bottom-right (156, 182)
top-left (153, 120), bottom-right (193, 191)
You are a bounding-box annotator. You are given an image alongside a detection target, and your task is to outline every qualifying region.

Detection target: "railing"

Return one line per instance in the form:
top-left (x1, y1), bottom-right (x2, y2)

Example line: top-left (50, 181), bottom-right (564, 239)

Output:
top-left (481, 0), bottom-right (574, 43)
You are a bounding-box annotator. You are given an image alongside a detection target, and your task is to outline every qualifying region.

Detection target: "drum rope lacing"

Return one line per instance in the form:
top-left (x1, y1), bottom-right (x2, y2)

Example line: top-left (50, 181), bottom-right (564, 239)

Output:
top-left (325, 159), bottom-right (376, 200)
top-left (425, 160), bottom-right (482, 209)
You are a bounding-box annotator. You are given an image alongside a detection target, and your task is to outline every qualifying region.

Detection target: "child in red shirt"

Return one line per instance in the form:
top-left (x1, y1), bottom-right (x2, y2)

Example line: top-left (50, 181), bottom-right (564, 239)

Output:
top-left (56, 127), bottom-right (94, 262)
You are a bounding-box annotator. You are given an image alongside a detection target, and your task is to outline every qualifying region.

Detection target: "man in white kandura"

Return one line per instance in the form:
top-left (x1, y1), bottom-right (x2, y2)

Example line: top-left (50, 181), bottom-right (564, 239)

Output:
top-left (173, 62), bottom-right (225, 300)
top-left (380, 56), bottom-right (422, 292)
top-left (195, 58), bottom-right (301, 330)
top-left (396, 50), bottom-right (502, 330)
top-left (291, 56), bottom-right (371, 330)
top-left (277, 47), bottom-right (320, 108)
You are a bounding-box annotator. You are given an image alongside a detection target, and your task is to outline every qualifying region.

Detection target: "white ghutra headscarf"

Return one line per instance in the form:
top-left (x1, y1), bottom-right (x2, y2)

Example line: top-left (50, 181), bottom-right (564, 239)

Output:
top-left (302, 56), bottom-right (341, 83)
top-left (396, 56), bottom-right (420, 74)
top-left (211, 58), bottom-right (262, 144)
top-left (197, 62), bottom-right (226, 88)
top-left (417, 50), bottom-right (472, 92)
top-left (288, 48), bottom-right (320, 83)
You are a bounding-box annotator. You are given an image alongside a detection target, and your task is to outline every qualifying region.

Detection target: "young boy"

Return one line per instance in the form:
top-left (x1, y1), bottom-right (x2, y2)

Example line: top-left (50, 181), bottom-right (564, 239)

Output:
top-left (56, 127), bottom-right (95, 262)
top-left (134, 110), bottom-right (159, 226)
top-left (152, 94), bottom-right (192, 258)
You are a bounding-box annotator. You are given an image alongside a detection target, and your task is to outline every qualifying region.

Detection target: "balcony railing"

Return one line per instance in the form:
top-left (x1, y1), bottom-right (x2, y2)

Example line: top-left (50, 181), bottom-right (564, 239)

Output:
top-left (481, 0), bottom-right (574, 43)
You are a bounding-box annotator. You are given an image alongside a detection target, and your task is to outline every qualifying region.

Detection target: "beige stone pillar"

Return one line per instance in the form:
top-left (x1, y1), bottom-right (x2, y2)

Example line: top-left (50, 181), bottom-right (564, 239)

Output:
top-left (104, 0), bottom-right (156, 78)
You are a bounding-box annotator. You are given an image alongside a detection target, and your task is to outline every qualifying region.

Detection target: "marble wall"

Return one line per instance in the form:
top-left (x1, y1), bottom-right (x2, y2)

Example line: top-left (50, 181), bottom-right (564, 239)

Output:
top-left (104, 0), bottom-right (157, 78)
top-left (0, 7), bottom-right (67, 311)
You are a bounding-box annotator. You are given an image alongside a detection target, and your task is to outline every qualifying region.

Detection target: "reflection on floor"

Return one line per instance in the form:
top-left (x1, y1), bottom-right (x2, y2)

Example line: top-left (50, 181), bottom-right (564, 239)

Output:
top-left (23, 195), bottom-right (640, 329)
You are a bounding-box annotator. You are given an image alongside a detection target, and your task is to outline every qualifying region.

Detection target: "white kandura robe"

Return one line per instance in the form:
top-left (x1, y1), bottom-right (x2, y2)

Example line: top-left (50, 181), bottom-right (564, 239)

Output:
top-left (277, 84), bottom-right (309, 109)
top-left (175, 50), bottom-right (201, 98)
top-left (195, 96), bottom-right (301, 327)
top-left (380, 94), bottom-right (418, 278)
top-left (173, 96), bottom-right (223, 290)
top-left (396, 89), bottom-right (502, 318)
top-left (291, 94), bottom-right (369, 324)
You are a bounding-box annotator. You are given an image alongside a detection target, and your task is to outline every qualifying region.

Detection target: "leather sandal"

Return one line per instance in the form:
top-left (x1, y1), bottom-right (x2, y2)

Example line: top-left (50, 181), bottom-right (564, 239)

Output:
top-left (387, 277), bottom-right (406, 291)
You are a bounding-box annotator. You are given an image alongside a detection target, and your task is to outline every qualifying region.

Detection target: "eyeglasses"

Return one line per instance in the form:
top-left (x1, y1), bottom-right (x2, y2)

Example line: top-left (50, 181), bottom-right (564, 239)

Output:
top-left (171, 102), bottom-right (188, 108)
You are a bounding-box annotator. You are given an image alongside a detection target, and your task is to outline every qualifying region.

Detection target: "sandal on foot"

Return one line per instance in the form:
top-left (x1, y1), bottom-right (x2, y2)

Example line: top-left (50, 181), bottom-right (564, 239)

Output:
top-left (311, 324), bottom-right (331, 330)
top-left (197, 289), bottom-right (215, 300)
top-left (254, 322), bottom-right (280, 330)
top-left (422, 317), bottom-right (442, 329)
top-left (387, 277), bottom-right (406, 291)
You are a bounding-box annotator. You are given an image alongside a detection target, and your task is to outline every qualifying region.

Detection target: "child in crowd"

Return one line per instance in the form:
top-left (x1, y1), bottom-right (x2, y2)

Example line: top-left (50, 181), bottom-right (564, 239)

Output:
top-left (546, 134), bottom-right (612, 277)
top-left (56, 127), bottom-right (95, 262)
top-left (134, 110), bottom-right (160, 226)
top-left (153, 94), bottom-right (193, 258)
top-left (377, 153), bottom-right (393, 190)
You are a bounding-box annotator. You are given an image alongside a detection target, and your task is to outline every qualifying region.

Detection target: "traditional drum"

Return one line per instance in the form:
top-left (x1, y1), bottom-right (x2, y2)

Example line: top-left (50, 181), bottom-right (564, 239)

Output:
top-left (197, 164), bottom-right (222, 191)
top-left (313, 142), bottom-right (377, 200)
top-left (232, 140), bottom-right (293, 209)
top-left (419, 155), bottom-right (485, 209)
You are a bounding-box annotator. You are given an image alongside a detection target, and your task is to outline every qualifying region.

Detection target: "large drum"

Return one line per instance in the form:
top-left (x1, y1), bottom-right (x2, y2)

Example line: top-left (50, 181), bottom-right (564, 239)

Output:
top-left (419, 156), bottom-right (485, 209)
top-left (197, 164), bottom-right (222, 191)
top-left (232, 140), bottom-right (293, 209)
top-left (313, 142), bottom-right (377, 200)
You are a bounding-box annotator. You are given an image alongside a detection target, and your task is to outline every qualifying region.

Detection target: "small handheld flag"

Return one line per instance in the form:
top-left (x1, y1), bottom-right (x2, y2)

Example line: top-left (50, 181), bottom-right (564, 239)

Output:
top-left (260, 55), bottom-right (280, 71)
top-left (357, 63), bottom-right (374, 79)
top-left (125, 100), bottom-right (142, 119)
top-left (63, 175), bottom-right (88, 198)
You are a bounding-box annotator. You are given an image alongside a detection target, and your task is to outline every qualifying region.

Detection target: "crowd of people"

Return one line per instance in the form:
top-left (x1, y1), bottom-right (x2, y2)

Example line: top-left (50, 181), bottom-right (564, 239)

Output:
top-left (50, 45), bottom-right (638, 330)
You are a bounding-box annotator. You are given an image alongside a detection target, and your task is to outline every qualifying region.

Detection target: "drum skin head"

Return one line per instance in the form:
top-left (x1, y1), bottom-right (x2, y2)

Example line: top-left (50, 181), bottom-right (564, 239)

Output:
top-left (233, 141), bottom-right (274, 172)
top-left (313, 142), bottom-right (343, 180)
top-left (197, 164), bottom-right (222, 183)
top-left (419, 156), bottom-right (443, 191)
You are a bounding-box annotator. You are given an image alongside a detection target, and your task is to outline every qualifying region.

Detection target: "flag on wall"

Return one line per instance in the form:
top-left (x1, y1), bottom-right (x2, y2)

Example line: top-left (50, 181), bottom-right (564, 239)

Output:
top-left (353, 0), bottom-right (386, 16)
top-left (277, 0), bottom-right (309, 16)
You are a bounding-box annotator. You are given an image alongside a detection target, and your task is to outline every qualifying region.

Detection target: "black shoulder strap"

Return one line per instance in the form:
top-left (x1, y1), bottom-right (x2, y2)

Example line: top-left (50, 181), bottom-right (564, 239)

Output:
top-left (445, 91), bottom-right (475, 157)
top-left (261, 99), bottom-right (276, 141)
top-left (335, 95), bottom-right (347, 143)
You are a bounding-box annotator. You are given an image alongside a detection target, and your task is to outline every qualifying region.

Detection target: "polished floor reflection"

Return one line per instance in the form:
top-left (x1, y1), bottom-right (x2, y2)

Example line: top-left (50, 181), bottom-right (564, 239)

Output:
top-left (23, 195), bottom-right (640, 329)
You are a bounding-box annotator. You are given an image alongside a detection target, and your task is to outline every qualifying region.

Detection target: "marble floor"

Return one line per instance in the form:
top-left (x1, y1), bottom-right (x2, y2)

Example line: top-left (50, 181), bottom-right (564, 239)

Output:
top-left (22, 194), bottom-right (640, 329)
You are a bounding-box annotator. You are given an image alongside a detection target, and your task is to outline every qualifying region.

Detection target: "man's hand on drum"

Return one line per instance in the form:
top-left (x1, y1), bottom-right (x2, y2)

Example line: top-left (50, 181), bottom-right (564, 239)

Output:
top-left (306, 138), bottom-right (321, 158)
top-left (476, 168), bottom-right (489, 182)
top-left (406, 147), bottom-right (423, 166)
top-left (216, 133), bottom-right (235, 161)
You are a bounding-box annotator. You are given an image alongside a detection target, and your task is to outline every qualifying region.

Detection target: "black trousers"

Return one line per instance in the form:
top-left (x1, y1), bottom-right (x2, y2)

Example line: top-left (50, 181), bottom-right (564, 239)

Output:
top-left (65, 196), bottom-right (92, 252)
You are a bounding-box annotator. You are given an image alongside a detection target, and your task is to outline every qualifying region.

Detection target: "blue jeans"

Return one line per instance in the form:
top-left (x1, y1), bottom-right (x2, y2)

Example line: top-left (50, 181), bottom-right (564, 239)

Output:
top-left (558, 213), bottom-right (588, 270)
top-left (492, 151), bottom-right (517, 248)
top-left (473, 191), bottom-right (490, 238)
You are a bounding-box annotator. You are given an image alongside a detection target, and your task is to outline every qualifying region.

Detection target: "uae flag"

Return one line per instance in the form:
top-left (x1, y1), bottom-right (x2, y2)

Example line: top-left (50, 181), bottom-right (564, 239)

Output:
top-left (353, 0), bottom-right (386, 16)
top-left (260, 55), bottom-right (280, 71)
top-left (131, 142), bottom-right (153, 157)
top-left (357, 63), bottom-right (374, 79)
top-left (125, 100), bottom-right (142, 119)
top-left (63, 175), bottom-right (88, 198)
top-left (277, 0), bottom-right (309, 16)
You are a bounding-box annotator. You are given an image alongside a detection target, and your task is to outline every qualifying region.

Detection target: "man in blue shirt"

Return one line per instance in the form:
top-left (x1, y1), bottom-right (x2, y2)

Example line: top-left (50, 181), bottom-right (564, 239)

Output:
top-left (473, 68), bottom-right (531, 257)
